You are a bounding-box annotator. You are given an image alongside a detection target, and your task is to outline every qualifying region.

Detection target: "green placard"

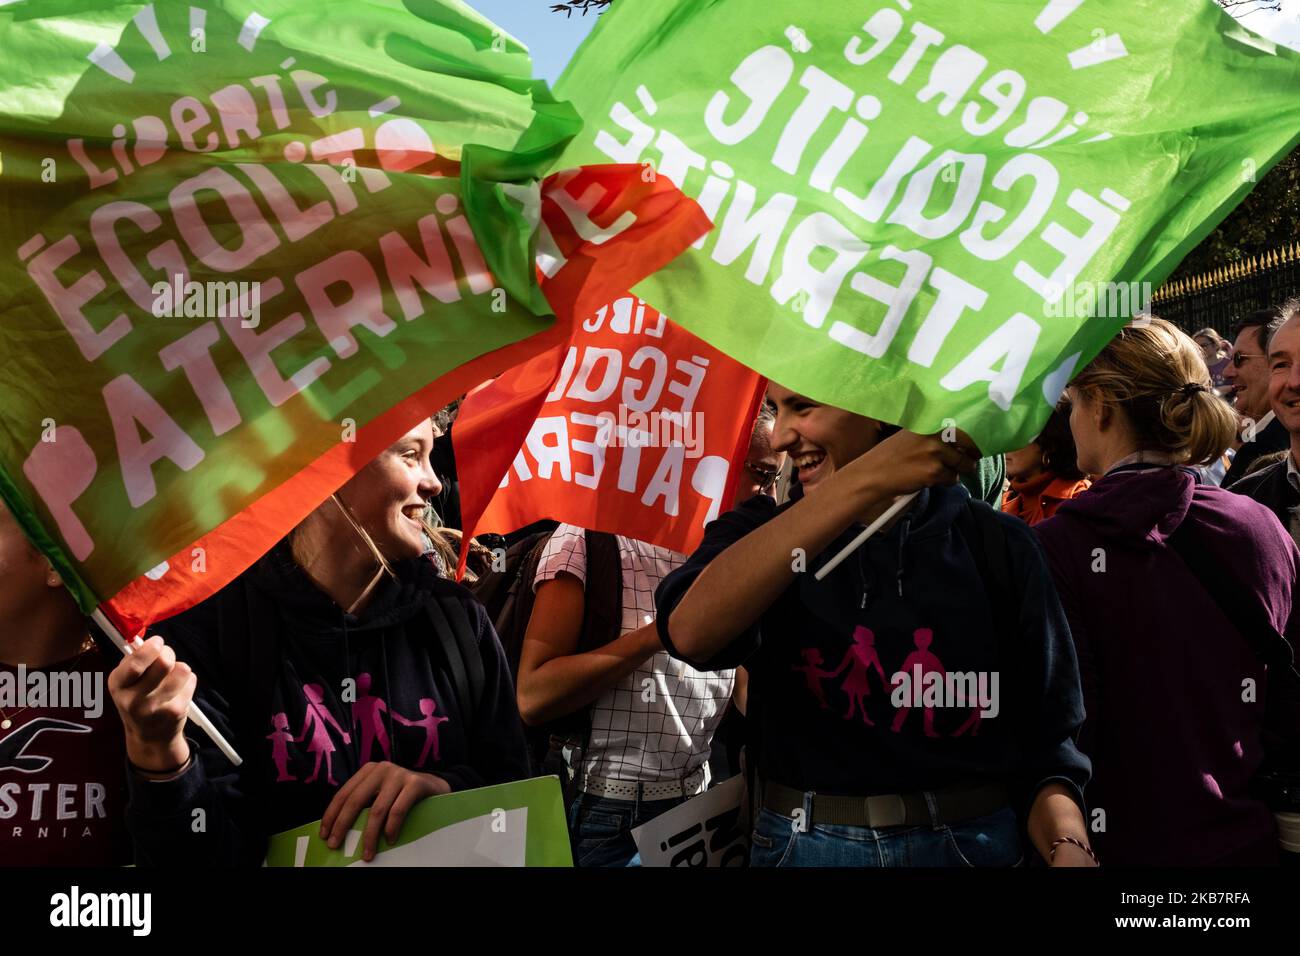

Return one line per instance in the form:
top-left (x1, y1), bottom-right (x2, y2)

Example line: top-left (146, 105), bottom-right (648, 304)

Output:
top-left (265, 776), bottom-right (573, 867)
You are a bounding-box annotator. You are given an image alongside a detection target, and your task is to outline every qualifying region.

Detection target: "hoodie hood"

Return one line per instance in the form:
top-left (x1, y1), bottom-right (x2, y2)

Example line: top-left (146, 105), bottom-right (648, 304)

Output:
top-left (1050, 466), bottom-right (1196, 546)
top-left (800, 483), bottom-right (974, 631)
top-left (247, 537), bottom-right (442, 638)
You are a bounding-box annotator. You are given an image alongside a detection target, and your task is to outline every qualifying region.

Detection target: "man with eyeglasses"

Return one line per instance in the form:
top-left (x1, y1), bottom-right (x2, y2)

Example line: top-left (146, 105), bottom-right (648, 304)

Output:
top-left (738, 401), bottom-right (786, 503)
top-left (1230, 298), bottom-right (1300, 545)
top-left (1223, 306), bottom-right (1293, 487)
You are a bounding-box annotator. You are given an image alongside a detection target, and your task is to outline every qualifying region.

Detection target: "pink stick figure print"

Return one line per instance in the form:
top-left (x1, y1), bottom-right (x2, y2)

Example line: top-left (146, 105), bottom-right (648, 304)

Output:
top-left (830, 626), bottom-right (888, 725)
top-left (352, 673), bottom-right (391, 762)
top-left (393, 699), bottom-right (449, 768)
top-left (952, 707), bottom-right (983, 737)
top-left (791, 649), bottom-right (837, 710)
top-left (891, 628), bottom-right (946, 738)
top-left (266, 712), bottom-right (296, 783)
top-left (295, 684), bottom-right (351, 786)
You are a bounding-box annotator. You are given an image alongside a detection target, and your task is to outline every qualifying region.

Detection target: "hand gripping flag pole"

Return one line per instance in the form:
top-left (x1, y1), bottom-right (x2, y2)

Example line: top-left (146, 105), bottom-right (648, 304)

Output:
top-left (91, 608), bottom-right (243, 767)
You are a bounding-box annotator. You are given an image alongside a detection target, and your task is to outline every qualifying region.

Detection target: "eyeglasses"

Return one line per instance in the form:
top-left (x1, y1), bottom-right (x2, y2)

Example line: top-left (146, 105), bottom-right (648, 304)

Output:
top-left (1232, 351), bottom-right (1266, 368)
top-left (744, 461), bottom-right (780, 492)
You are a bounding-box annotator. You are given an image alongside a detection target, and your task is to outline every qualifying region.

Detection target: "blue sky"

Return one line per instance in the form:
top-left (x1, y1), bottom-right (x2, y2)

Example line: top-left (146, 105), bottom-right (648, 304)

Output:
top-left (465, 0), bottom-right (600, 83)
top-left (1232, 0), bottom-right (1300, 52)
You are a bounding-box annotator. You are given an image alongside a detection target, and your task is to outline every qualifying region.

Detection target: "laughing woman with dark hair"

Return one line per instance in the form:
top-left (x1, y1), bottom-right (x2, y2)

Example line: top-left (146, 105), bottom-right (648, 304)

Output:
top-left (656, 385), bottom-right (1094, 868)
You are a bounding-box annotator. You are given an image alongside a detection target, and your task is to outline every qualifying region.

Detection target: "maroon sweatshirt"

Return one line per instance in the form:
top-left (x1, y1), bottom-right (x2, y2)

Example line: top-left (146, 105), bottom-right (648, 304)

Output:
top-left (1036, 465), bottom-right (1300, 865)
top-left (0, 645), bottom-right (131, 866)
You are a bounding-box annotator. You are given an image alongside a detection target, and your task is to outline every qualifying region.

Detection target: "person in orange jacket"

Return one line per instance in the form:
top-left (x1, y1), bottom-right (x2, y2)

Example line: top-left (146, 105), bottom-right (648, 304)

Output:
top-left (1003, 406), bottom-right (1092, 526)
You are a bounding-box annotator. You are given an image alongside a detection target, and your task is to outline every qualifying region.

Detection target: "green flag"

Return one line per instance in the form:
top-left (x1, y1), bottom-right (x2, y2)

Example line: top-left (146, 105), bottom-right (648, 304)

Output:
top-left (0, 0), bottom-right (705, 629)
top-left (555, 0), bottom-right (1300, 451)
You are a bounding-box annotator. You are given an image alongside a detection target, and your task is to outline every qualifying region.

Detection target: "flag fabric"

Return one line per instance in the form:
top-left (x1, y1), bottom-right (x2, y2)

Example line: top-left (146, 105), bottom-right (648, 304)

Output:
top-left (454, 293), bottom-right (765, 568)
top-left (553, 0), bottom-right (1300, 452)
top-left (0, 0), bottom-right (706, 633)
top-left (112, 165), bottom-right (710, 629)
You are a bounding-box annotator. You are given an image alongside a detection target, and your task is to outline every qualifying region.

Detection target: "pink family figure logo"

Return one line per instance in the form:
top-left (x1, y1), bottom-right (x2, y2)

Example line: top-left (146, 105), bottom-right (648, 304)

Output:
top-left (267, 713), bottom-right (296, 782)
top-left (792, 649), bottom-right (836, 710)
top-left (352, 673), bottom-right (391, 762)
top-left (296, 684), bottom-right (351, 785)
top-left (891, 628), bottom-right (946, 738)
top-left (393, 699), bottom-right (449, 768)
top-left (831, 626), bottom-right (888, 725)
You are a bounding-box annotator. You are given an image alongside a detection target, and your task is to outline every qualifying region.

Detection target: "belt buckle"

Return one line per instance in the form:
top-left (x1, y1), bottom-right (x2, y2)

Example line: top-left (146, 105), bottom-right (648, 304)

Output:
top-left (864, 794), bottom-right (907, 828)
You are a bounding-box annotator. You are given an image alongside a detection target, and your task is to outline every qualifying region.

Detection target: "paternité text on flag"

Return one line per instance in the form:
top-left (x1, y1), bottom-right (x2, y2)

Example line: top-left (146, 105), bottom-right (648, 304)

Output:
top-left (0, 1), bottom-right (706, 633)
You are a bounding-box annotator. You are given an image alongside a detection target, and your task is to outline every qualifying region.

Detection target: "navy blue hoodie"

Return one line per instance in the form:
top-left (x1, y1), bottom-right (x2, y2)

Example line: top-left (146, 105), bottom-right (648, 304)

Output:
top-left (655, 484), bottom-right (1089, 816)
top-left (124, 540), bottom-right (529, 866)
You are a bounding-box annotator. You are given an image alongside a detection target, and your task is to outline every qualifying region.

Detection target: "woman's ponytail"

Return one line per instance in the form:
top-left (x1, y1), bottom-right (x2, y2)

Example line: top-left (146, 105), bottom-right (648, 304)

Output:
top-left (1072, 318), bottom-right (1236, 466)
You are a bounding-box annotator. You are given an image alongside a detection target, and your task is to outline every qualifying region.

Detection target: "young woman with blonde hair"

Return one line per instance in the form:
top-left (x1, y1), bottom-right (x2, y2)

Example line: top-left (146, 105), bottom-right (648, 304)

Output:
top-left (108, 419), bottom-right (530, 865)
top-left (1035, 318), bottom-right (1300, 865)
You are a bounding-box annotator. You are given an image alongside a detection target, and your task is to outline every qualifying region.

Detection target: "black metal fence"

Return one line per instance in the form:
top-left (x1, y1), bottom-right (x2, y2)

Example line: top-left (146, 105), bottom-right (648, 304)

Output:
top-left (1151, 241), bottom-right (1300, 339)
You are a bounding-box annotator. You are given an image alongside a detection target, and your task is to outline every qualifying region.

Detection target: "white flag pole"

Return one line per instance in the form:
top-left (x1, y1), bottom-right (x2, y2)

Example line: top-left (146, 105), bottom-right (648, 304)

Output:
top-left (91, 607), bottom-right (243, 767)
top-left (813, 491), bottom-right (918, 582)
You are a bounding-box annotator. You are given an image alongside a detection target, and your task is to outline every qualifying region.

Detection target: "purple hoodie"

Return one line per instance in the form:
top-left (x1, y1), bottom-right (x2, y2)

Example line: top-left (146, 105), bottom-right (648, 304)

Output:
top-left (1035, 465), bottom-right (1299, 865)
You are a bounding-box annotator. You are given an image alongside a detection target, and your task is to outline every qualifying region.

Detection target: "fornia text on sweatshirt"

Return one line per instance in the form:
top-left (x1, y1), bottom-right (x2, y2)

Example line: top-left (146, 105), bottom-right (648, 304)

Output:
top-left (655, 484), bottom-right (1090, 817)
top-left (124, 540), bottom-right (529, 866)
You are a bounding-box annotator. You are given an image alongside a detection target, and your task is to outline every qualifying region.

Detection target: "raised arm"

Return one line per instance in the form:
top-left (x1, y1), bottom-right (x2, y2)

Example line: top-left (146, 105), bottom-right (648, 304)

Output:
top-left (663, 431), bottom-right (978, 667)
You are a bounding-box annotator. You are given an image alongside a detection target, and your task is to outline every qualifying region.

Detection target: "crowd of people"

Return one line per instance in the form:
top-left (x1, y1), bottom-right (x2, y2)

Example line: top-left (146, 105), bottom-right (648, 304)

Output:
top-left (4, 302), bottom-right (1300, 868)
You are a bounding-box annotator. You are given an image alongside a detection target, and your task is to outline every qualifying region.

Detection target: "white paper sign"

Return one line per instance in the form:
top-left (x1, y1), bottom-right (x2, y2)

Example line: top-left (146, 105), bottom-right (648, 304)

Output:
top-left (631, 774), bottom-right (748, 867)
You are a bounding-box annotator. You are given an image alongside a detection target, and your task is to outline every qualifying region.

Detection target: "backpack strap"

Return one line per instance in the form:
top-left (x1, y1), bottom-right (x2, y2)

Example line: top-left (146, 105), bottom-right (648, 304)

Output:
top-left (425, 593), bottom-right (486, 726)
top-left (547, 530), bottom-right (625, 767)
top-left (579, 530), bottom-right (625, 652)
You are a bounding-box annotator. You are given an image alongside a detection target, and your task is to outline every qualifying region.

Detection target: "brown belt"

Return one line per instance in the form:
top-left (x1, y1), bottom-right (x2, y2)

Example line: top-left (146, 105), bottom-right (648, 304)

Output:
top-left (762, 780), bottom-right (1009, 829)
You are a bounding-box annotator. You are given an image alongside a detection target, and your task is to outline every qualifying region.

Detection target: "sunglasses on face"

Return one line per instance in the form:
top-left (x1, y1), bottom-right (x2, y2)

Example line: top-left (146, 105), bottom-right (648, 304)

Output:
top-left (744, 461), bottom-right (780, 492)
top-left (1232, 351), bottom-right (1266, 368)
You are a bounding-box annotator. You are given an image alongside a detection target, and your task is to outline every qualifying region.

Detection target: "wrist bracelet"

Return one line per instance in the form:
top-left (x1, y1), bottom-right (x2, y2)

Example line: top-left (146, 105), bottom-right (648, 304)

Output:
top-left (129, 753), bottom-right (194, 779)
top-left (1050, 836), bottom-right (1098, 866)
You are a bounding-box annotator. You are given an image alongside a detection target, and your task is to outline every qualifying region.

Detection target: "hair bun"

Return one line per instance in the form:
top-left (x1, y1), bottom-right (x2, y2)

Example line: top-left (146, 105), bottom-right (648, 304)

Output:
top-left (1179, 382), bottom-right (1206, 397)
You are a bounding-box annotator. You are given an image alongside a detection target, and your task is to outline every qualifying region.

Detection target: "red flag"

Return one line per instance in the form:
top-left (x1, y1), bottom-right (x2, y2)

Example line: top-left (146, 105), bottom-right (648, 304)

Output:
top-left (455, 294), bottom-right (765, 572)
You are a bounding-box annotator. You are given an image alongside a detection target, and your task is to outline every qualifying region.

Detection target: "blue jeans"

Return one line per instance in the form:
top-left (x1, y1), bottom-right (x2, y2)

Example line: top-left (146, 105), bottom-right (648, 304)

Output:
top-left (750, 805), bottom-right (1024, 867)
top-left (567, 791), bottom-right (685, 867)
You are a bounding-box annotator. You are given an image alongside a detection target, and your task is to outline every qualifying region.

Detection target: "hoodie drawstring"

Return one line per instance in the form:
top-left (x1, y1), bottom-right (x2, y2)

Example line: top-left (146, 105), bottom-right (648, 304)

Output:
top-left (896, 512), bottom-right (913, 598)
